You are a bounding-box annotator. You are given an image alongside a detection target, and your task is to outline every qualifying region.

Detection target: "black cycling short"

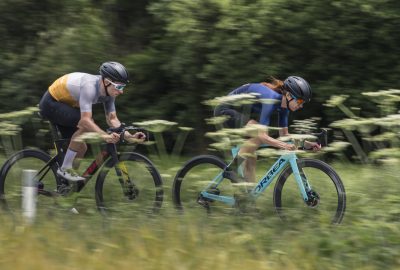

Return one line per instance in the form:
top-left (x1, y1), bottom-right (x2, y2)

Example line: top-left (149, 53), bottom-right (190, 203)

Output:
top-left (214, 105), bottom-right (250, 129)
top-left (39, 91), bottom-right (80, 139)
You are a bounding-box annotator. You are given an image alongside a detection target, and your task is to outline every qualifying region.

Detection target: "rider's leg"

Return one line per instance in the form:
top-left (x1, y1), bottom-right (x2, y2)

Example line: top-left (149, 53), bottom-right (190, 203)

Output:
top-left (39, 91), bottom-right (86, 181)
top-left (57, 128), bottom-right (87, 181)
top-left (242, 155), bottom-right (257, 182)
top-left (72, 155), bottom-right (84, 170)
top-left (215, 106), bottom-right (259, 183)
top-left (225, 136), bottom-right (261, 183)
top-left (71, 143), bottom-right (87, 170)
top-left (237, 120), bottom-right (262, 182)
top-left (237, 138), bottom-right (259, 182)
top-left (63, 127), bottom-right (88, 170)
top-left (215, 106), bottom-right (246, 174)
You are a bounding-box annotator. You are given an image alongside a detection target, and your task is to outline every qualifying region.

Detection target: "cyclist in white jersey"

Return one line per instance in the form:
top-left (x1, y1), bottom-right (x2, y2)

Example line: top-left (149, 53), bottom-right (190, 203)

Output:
top-left (39, 61), bottom-right (145, 182)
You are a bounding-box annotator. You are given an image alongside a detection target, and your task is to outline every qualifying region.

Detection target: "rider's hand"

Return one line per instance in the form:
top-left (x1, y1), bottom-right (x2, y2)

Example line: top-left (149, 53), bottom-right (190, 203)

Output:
top-left (133, 132), bottom-right (146, 141)
top-left (125, 131), bottom-right (146, 143)
top-left (102, 132), bottom-right (120, 143)
top-left (284, 143), bottom-right (297, 151)
top-left (304, 141), bottom-right (322, 152)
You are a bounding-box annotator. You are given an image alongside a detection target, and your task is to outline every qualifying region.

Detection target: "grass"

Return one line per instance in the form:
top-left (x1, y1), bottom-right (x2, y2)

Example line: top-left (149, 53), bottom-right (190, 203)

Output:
top-left (0, 154), bottom-right (399, 270)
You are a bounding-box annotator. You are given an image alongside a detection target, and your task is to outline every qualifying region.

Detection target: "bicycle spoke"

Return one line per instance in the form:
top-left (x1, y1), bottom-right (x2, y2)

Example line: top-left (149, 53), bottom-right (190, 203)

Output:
top-left (173, 155), bottom-right (236, 214)
top-left (96, 153), bottom-right (163, 217)
top-left (0, 150), bottom-right (59, 217)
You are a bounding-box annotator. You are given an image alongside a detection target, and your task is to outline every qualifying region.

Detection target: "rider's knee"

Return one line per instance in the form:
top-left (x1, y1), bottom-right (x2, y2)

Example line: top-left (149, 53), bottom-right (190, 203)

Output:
top-left (77, 118), bottom-right (92, 131)
top-left (246, 119), bottom-right (258, 125)
top-left (80, 143), bottom-right (88, 153)
top-left (250, 136), bottom-right (263, 146)
top-left (69, 142), bottom-right (87, 154)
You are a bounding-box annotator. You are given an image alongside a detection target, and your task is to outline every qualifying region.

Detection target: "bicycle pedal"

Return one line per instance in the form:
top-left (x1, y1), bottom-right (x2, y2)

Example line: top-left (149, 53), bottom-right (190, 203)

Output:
top-left (234, 192), bottom-right (255, 213)
top-left (197, 195), bottom-right (210, 209)
top-left (57, 184), bottom-right (73, 196)
top-left (57, 181), bottom-right (84, 196)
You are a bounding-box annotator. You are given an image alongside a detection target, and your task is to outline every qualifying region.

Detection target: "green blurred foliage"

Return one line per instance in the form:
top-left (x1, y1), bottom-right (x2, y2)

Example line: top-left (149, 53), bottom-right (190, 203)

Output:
top-left (0, 0), bottom-right (399, 151)
top-left (0, 161), bottom-right (399, 269)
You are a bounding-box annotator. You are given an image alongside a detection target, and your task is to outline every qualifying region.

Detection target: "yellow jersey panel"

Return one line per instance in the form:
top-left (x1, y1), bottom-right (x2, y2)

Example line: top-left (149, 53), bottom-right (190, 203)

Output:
top-left (48, 75), bottom-right (79, 108)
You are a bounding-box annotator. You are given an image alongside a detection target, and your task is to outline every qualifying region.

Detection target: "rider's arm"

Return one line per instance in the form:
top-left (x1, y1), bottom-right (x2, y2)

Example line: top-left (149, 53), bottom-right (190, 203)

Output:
top-left (77, 84), bottom-right (119, 143)
top-left (78, 83), bottom-right (110, 134)
top-left (279, 127), bottom-right (289, 137)
top-left (279, 125), bottom-right (321, 150)
top-left (258, 103), bottom-right (294, 150)
top-left (304, 140), bottom-right (322, 150)
top-left (105, 111), bottom-right (121, 128)
top-left (79, 112), bottom-right (119, 143)
top-left (78, 112), bottom-right (107, 134)
top-left (259, 130), bottom-right (295, 150)
top-left (105, 111), bottom-right (146, 142)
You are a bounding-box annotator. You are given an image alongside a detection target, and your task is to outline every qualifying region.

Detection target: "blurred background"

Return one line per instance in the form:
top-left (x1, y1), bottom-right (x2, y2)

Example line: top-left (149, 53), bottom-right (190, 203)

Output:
top-left (0, 1), bottom-right (400, 269)
top-left (1, 0), bottom-right (399, 153)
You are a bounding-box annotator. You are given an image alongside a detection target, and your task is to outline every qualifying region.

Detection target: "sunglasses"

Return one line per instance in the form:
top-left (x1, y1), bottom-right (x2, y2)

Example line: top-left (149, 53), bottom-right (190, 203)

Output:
top-left (289, 93), bottom-right (304, 105)
top-left (105, 79), bottom-right (126, 91)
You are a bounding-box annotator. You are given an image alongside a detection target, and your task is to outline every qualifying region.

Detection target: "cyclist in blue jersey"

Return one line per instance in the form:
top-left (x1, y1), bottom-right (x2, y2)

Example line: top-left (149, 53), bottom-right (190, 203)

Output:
top-left (39, 61), bottom-right (145, 182)
top-left (214, 76), bottom-right (321, 182)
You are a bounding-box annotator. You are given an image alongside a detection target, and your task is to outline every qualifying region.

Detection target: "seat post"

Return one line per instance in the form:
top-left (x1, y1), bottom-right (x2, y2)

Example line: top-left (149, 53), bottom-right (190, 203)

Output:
top-left (48, 122), bottom-right (62, 142)
top-left (37, 112), bottom-right (62, 141)
top-left (37, 112), bottom-right (69, 165)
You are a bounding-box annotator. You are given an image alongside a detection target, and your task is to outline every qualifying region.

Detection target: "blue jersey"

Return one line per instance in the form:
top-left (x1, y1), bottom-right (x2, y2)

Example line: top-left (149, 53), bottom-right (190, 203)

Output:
top-left (228, 83), bottom-right (289, 127)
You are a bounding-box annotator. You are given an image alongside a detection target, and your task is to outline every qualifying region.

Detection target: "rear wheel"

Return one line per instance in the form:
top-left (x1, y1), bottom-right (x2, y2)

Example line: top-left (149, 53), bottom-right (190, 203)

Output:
top-left (273, 159), bottom-right (346, 224)
top-left (172, 155), bottom-right (236, 214)
top-left (0, 149), bottom-right (59, 216)
top-left (95, 152), bottom-right (163, 217)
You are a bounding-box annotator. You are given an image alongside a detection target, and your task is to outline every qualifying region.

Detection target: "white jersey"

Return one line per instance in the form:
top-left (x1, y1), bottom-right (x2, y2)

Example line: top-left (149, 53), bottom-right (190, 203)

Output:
top-left (48, 72), bottom-right (115, 113)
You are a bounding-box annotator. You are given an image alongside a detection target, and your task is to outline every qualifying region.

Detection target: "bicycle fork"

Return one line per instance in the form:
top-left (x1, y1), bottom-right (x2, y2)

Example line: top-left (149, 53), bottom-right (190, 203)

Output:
top-left (109, 145), bottom-right (139, 200)
top-left (288, 157), bottom-right (313, 201)
top-left (287, 155), bottom-right (321, 207)
top-left (116, 162), bottom-right (140, 200)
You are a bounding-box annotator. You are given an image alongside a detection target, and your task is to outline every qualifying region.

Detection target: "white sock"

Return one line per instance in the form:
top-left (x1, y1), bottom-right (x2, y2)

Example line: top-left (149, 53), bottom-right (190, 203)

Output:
top-left (61, 149), bottom-right (78, 170)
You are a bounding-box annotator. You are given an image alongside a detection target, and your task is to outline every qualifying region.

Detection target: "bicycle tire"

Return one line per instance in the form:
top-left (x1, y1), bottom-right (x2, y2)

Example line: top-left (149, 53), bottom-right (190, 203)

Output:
top-left (95, 152), bottom-right (163, 216)
top-left (172, 155), bottom-right (230, 212)
top-left (0, 149), bottom-right (59, 213)
top-left (273, 158), bottom-right (346, 224)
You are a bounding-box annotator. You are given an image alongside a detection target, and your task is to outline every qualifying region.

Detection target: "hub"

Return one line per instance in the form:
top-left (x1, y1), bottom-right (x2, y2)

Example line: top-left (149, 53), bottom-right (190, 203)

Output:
top-left (305, 190), bottom-right (320, 208)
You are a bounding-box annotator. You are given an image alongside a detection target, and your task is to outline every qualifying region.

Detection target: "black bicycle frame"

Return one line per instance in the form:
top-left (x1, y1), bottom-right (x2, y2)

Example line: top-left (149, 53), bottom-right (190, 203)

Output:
top-left (36, 140), bottom-right (120, 195)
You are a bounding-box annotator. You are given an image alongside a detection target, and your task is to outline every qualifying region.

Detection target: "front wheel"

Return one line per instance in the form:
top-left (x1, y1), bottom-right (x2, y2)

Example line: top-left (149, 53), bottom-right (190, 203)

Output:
top-left (95, 152), bottom-right (163, 217)
top-left (273, 159), bottom-right (346, 224)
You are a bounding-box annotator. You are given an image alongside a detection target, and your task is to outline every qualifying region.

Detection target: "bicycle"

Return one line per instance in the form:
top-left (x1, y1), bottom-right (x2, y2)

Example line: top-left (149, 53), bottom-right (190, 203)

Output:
top-left (172, 130), bottom-right (346, 224)
top-left (0, 118), bottom-right (163, 217)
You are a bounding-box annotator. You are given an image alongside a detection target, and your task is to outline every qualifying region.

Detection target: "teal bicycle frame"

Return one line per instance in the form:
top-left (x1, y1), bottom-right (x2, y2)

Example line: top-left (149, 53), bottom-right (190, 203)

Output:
top-left (199, 146), bottom-right (312, 206)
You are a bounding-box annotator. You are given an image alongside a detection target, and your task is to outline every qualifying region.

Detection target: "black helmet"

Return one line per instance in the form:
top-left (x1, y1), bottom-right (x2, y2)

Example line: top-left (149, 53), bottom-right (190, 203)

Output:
top-left (283, 76), bottom-right (312, 103)
top-left (99, 61), bottom-right (129, 84)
